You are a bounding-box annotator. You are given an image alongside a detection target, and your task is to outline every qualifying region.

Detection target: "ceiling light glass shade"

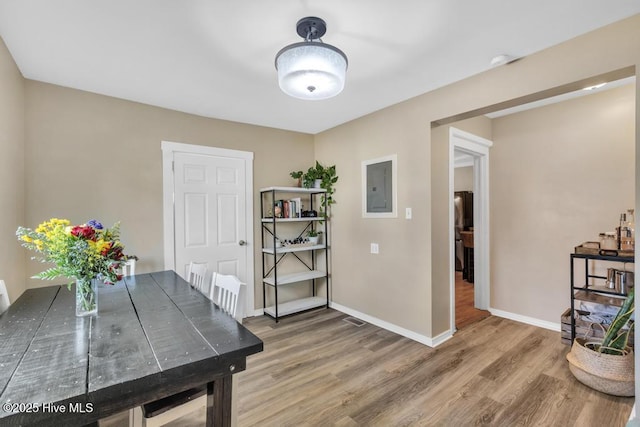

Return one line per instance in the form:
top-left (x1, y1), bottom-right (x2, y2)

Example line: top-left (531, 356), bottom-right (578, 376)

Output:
top-left (276, 42), bottom-right (348, 100)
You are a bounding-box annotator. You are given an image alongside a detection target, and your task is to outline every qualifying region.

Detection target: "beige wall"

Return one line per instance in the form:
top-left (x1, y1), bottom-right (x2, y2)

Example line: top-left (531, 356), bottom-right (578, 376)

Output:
top-left (0, 37), bottom-right (25, 302)
top-left (454, 167), bottom-right (473, 192)
top-left (491, 84), bottom-right (635, 322)
top-left (24, 81), bottom-right (314, 305)
top-left (315, 14), bottom-right (640, 338)
top-left (315, 102), bottom-right (434, 331)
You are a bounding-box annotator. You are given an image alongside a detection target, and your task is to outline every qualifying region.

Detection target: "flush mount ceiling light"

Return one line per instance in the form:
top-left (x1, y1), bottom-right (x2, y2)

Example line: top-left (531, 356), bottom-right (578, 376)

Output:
top-left (275, 17), bottom-right (348, 100)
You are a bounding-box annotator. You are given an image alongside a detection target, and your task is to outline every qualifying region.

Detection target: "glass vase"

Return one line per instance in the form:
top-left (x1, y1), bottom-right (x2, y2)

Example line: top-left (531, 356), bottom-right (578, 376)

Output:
top-left (76, 277), bottom-right (98, 317)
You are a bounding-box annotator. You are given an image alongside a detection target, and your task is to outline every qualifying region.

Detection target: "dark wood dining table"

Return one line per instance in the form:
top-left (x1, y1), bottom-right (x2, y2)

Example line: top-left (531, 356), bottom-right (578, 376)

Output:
top-left (0, 270), bottom-right (263, 426)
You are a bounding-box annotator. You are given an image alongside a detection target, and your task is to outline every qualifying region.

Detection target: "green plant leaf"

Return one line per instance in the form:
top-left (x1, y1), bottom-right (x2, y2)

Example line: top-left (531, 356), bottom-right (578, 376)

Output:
top-left (33, 267), bottom-right (65, 280)
top-left (599, 287), bottom-right (634, 354)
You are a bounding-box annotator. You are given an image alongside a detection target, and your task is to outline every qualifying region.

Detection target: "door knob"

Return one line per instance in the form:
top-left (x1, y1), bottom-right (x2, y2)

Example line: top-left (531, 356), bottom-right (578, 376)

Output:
top-left (238, 240), bottom-right (247, 246)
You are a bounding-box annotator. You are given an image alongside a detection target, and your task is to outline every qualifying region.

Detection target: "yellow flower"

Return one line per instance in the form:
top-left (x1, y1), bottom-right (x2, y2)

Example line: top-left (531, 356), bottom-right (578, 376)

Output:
top-left (21, 235), bottom-right (33, 243)
top-left (36, 218), bottom-right (70, 234)
top-left (95, 239), bottom-right (110, 254)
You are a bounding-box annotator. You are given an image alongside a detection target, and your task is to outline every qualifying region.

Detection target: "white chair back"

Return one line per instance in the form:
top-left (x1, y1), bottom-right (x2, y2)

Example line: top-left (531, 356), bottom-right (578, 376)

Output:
top-left (0, 280), bottom-right (10, 314)
top-left (187, 262), bottom-right (208, 293)
top-left (122, 259), bottom-right (136, 277)
top-left (209, 274), bottom-right (243, 320)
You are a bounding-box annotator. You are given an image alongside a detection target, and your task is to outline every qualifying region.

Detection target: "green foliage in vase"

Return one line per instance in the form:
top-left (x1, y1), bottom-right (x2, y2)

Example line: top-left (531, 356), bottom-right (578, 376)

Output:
top-left (290, 170), bottom-right (303, 179)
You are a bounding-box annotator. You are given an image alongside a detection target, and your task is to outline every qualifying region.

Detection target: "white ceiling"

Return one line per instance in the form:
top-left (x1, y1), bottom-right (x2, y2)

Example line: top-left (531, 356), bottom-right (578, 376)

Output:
top-left (1, 1), bottom-right (639, 135)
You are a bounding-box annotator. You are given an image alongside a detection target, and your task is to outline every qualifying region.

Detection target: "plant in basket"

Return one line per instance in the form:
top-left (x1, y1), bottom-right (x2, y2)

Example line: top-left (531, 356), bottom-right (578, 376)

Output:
top-left (566, 287), bottom-right (635, 396)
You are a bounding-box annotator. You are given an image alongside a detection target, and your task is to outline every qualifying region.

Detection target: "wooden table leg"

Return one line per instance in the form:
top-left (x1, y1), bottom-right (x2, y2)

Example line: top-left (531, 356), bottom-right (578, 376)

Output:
top-left (207, 374), bottom-right (233, 427)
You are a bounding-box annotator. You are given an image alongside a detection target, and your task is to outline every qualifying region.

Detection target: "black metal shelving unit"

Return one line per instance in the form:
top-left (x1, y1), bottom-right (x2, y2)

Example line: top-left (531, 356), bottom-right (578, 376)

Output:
top-left (569, 252), bottom-right (634, 343)
top-left (260, 187), bottom-right (329, 322)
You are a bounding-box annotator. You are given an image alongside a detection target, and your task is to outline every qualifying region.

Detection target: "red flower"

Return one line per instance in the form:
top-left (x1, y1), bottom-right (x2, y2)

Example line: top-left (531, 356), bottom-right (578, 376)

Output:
top-left (71, 225), bottom-right (96, 240)
top-left (110, 245), bottom-right (125, 260)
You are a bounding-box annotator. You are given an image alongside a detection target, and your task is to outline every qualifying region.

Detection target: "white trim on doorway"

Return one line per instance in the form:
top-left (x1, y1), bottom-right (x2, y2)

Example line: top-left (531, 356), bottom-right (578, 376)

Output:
top-left (161, 140), bottom-right (255, 318)
top-left (449, 127), bottom-right (493, 335)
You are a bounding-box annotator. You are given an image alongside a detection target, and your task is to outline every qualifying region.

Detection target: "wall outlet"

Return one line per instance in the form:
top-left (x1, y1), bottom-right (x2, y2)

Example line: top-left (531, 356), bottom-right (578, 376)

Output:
top-left (370, 243), bottom-right (379, 254)
top-left (406, 207), bottom-right (412, 219)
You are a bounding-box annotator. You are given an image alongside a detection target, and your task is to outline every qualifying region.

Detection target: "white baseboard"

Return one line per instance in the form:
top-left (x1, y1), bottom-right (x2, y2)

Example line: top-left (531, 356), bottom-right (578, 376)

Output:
top-left (250, 305), bottom-right (559, 344)
top-left (430, 329), bottom-right (454, 347)
top-left (330, 302), bottom-right (452, 348)
top-left (489, 307), bottom-right (561, 332)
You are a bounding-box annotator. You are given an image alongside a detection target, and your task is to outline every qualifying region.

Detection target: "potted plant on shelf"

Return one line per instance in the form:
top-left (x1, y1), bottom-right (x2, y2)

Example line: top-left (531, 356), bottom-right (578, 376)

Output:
top-left (290, 161), bottom-right (339, 214)
top-left (302, 165), bottom-right (321, 189)
top-left (290, 170), bottom-right (303, 187)
top-left (566, 287), bottom-right (635, 396)
top-left (307, 229), bottom-right (323, 245)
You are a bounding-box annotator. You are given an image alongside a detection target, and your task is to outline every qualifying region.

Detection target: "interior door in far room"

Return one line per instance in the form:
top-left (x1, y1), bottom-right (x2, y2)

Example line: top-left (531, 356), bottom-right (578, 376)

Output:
top-left (173, 152), bottom-right (247, 291)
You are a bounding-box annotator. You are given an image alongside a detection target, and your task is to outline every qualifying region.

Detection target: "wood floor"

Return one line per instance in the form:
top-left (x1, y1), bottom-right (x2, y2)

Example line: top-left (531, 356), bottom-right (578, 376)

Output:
top-left (237, 308), bottom-right (633, 427)
top-left (455, 271), bottom-right (490, 329)
top-left (101, 307), bottom-right (634, 426)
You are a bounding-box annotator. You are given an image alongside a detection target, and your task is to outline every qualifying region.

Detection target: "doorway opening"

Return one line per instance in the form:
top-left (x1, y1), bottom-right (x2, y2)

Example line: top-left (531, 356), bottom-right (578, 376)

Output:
top-left (449, 127), bottom-right (492, 334)
top-left (453, 156), bottom-right (489, 329)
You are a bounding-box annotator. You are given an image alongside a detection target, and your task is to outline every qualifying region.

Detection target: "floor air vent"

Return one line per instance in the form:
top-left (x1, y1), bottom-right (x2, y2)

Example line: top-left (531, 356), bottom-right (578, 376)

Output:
top-left (343, 317), bottom-right (366, 327)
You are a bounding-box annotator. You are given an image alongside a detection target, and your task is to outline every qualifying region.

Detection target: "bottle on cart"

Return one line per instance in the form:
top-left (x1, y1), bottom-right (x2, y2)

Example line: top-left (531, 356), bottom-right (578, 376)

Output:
top-left (617, 212), bottom-right (626, 250)
top-left (621, 208), bottom-right (635, 251)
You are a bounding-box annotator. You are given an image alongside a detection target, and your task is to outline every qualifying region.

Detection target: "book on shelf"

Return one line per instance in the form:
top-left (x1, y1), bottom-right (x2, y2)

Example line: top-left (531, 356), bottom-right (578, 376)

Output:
top-left (291, 197), bottom-right (302, 218)
top-left (274, 198), bottom-right (303, 218)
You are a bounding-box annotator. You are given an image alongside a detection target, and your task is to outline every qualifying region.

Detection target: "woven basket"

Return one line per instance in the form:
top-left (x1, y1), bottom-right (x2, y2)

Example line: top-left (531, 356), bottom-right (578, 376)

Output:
top-left (566, 338), bottom-right (634, 396)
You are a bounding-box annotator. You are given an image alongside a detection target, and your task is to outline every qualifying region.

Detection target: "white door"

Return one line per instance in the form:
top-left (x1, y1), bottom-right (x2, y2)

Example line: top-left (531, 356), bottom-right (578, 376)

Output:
top-left (162, 141), bottom-right (254, 317)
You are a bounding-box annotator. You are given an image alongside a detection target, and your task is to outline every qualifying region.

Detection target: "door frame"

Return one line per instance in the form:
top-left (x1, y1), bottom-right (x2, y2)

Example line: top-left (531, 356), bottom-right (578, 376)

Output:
top-left (449, 127), bottom-right (492, 333)
top-left (161, 140), bottom-right (254, 317)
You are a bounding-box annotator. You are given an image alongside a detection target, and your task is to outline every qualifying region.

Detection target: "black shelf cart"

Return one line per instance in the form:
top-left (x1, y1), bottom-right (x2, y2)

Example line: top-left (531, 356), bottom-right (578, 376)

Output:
top-left (569, 252), bottom-right (634, 343)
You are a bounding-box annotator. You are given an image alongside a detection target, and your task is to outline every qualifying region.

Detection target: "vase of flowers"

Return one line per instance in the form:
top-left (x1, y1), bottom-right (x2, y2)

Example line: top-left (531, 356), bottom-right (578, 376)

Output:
top-left (16, 218), bottom-right (126, 317)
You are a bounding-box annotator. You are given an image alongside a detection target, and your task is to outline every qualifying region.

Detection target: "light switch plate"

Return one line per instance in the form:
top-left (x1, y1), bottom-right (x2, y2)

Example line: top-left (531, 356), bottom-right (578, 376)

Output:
top-left (406, 207), bottom-right (412, 219)
top-left (370, 243), bottom-right (379, 254)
